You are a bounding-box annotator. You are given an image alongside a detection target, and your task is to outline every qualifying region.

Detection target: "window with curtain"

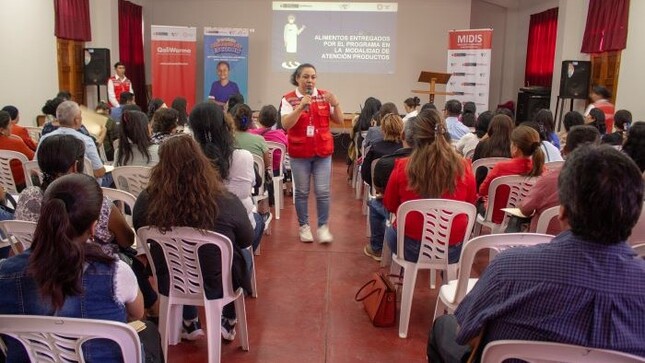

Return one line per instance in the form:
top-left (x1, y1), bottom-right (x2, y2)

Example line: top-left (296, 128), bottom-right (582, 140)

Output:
top-left (119, 0), bottom-right (147, 109)
top-left (524, 7), bottom-right (559, 88)
top-left (581, 0), bottom-right (629, 53)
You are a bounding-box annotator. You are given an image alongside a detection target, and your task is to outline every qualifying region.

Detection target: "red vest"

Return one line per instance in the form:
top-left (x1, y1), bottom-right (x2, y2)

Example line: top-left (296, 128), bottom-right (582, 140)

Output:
top-left (110, 76), bottom-right (132, 102)
top-left (284, 90), bottom-right (334, 158)
top-left (593, 100), bottom-right (615, 133)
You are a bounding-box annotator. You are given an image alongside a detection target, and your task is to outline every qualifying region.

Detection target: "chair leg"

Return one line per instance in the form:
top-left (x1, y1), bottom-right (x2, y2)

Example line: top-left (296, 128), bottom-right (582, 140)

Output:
top-left (398, 266), bottom-right (418, 338)
top-left (234, 295), bottom-right (250, 351)
top-left (433, 297), bottom-right (446, 323)
top-left (158, 297), bottom-right (170, 362)
top-left (203, 302), bottom-right (223, 363)
top-left (251, 254), bottom-right (258, 298)
top-left (272, 178), bottom-right (281, 220)
top-left (430, 269), bottom-right (437, 289)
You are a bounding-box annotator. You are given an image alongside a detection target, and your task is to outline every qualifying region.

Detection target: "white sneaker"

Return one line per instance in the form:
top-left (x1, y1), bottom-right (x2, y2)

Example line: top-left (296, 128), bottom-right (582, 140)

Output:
top-left (317, 225), bottom-right (333, 243)
top-left (299, 225), bottom-right (314, 242)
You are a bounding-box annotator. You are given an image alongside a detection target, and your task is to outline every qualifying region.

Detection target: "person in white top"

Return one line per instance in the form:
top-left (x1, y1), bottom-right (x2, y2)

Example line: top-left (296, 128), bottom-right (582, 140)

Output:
top-left (107, 62), bottom-right (134, 108)
top-left (402, 96), bottom-right (420, 122)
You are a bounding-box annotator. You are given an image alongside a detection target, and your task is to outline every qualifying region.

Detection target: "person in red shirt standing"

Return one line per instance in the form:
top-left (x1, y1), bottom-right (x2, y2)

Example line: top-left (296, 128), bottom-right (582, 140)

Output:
top-left (1, 106), bottom-right (36, 151)
top-left (107, 62), bottom-right (134, 108)
top-left (280, 63), bottom-right (343, 243)
top-left (0, 111), bottom-right (35, 190)
top-left (383, 109), bottom-right (477, 263)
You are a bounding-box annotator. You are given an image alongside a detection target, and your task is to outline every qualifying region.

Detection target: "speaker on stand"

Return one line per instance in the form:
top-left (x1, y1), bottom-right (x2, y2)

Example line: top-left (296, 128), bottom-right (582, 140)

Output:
top-left (555, 60), bottom-right (591, 131)
top-left (83, 48), bottom-right (111, 104)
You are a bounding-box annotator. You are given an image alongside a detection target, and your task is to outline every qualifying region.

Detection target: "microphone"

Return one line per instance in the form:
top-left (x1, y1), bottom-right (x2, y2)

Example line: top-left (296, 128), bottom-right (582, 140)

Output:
top-left (303, 88), bottom-right (313, 111)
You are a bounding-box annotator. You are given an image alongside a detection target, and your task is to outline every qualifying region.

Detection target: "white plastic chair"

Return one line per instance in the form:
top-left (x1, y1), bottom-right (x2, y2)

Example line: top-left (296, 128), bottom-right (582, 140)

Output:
top-left (112, 166), bottom-right (152, 198)
top-left (481, 340), bottom-right (645, 363)
top-left (544, 160), bottom-right (565, 172)
top-left (137, 226), bottom-right (250, 363)
top-left (474, 175), bottom-right (537, 236)
top-left (471, 157), bottom-right (510, 177)
top-left (0, 150), bottom-right (29, 194)
top-left (101, 187), bottom-right (142, 255)
top-left (389, 199), bottom-right (477, 338)
top-left (0, 220), bottom-right (37, 254)
top-left (0, 315), bottom-right (142, 363)
top-left (22, 160), bottom-right (42, 187)
top-left (535, 205), bottom-right (560, 234)
top-left (23, 126), bottom-right (43, 144)
top-left (266, 141), bottom-right (286, 220)
top-left (434, 233), bottom-right (554, 321)
top-left (251, 154), bottom-right (269, 204)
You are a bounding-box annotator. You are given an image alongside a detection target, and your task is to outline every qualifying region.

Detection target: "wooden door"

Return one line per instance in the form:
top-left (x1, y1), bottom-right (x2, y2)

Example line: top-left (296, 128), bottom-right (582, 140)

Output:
top-left (590, 51), bottom-right (621, 104)
top-left (57, 39), bottom-right (86, 105)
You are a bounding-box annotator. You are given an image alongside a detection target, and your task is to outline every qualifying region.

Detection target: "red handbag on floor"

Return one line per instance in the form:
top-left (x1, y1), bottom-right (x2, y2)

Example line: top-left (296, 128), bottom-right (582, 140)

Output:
top-left (354, 272), bottom-right (397, 327)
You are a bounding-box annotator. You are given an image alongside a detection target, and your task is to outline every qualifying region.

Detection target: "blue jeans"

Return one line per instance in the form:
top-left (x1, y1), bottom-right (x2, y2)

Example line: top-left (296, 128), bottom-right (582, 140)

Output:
top-left (385, 226), bottom-right (462, 264)
top-left (252, 212), bottom-right (264, 252)
top-left (290, 156), bottom-right (332, 227)
top-left (368, 198), bottom-right (389, 252)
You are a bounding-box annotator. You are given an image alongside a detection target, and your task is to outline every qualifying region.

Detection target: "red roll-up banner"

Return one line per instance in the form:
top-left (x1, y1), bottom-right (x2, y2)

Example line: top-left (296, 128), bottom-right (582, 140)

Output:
top-left (151, 25), bottom-right (197, 112)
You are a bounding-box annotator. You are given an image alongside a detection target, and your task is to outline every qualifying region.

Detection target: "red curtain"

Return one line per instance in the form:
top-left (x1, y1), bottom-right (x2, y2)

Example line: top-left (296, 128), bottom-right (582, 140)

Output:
top-left (525, 7), bottom-right (559, 87)
top-left (54, 0), bottom-right (91, 41)
top-left (119, 0), bottom-right (147, 109)
top-left (581, 0), bottom-right (630, 53)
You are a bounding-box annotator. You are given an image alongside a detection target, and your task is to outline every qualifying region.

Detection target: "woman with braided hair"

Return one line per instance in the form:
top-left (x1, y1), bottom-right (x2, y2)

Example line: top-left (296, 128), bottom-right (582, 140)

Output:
top-left (383, 108), bottom-right (477, 263)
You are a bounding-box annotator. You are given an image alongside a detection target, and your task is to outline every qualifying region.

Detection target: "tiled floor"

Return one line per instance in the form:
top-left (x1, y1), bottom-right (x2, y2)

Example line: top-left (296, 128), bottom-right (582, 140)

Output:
top-left (169, 158), bottom-right (481, 362)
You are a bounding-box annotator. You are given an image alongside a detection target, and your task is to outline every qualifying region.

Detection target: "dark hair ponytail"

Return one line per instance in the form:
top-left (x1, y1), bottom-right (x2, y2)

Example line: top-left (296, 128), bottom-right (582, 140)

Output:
top-left (28, 174), bottom-right (110, 311)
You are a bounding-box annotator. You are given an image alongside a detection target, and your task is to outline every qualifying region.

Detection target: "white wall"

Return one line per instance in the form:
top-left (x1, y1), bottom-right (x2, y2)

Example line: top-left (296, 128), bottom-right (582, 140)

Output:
top-left (616, 0), bottom-right (645, 120)
top-left (142, 0), bottom-right (472, 112)
top-left (0, 1), bottom-right (58, 126)
top-left (470, 0), bottom-right (507, 109)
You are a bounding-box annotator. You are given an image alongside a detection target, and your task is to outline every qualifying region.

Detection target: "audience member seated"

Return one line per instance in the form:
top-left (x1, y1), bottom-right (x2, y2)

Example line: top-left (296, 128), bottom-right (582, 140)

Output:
top-left (478, 125), bottom-right (545, 224)
top-left (622, 121), bottom-right (645, 173)
top-left (364, 102), bottom-right (398, 151)
top-left (558, 111), bottom-right (584, 150)
top-left (115, 110), bottom-right (159, 166)
top-left (363, 117), bottom-right (416, 261)
top-left (460, 102), bottom-right (477, 131)
top-left (146, 98), bottom-right (166, 124)
top-left (16, 134), bottom-right (158, 317)
top-left (428, 144), bottom-right (645, 362)
top-left (494, 107), bottom-right (515, 124)
top-left (456, 111), bottom-right (493, 159)
top-left (361, 113), bottom-right (404, 187)
top-left (190, 102), bottom-right (265, 252)
top-left (171, 97), bottom-right (188, 130)
top-left (383, 109), bottom-right (477, 263)
top-left (533, 109), bottom-right (560, 148)
top-left (348, 97), bottom-right (382, 177)
top-left (250, 105), bottom-right (288, 175)
top-left (110, 91), bottom-right (136, 122)
top-left (232, 104), bottom-right (270, 162)
top-left (1, 105), bottom-right (36, 151)
top-left (41, 97), bottom-right (93, 138)
top-left (133, 135), bottom-right (254, 342)
top-left (522, 121), bottom-right (564, 162)
top-left (519, 125), bottom-right (600, 234)
top-left (150, 107), bottom-right (179, 145)
top-left (586, 107), bottom-right (607, 135)
top-left (584, 85), bottom-right (615, 132)
top-left (472, 114), bottom-right (514, 187)
top-left (402, 96), bottom-right (420, 122)
top-left (444, 99), bottom-right (470, 141)
top-left (602, 109), bottom-right (631, 146)
top-left (38, 101), bottom-right (106, 179)
top-left (0, 173), bottom-right (163, 362)
top-left (420, 103), bottom-right (437, 112)
top-left (225, 93), bottom-right (245, 114)
top-left (0, 110), bottom-right (34, 191)
top-left (95, 102), bottom-right (119, 162)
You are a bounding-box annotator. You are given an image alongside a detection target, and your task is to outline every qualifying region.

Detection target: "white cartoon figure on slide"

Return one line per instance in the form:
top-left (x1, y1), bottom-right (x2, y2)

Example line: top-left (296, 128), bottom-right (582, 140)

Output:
top-left (283, 14), bottom-right (306, 70)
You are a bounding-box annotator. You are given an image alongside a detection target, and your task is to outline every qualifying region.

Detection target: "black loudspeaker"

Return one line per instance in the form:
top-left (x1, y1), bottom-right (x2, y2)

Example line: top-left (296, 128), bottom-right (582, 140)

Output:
top-left (517, 91), bottom-right (551, 124)
top-left (559, 60), bottom-right (591, 99)
top-left (83, 48), bottom-right (111, 85)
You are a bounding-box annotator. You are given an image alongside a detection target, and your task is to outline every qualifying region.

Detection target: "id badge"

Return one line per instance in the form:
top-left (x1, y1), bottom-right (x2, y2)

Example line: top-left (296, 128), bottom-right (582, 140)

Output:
top-left (306, 125), bottom-right (315, 137)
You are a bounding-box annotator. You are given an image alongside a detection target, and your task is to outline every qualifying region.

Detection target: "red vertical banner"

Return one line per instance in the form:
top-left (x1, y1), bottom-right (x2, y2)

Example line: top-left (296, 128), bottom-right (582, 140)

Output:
top-left (151, 26), bottom-right (197, 112)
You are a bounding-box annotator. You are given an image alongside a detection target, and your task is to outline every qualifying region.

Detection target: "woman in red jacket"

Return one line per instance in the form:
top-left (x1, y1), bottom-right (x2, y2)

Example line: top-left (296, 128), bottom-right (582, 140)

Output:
top-left (478, 124), bottom-right (545, 224)
top-left (383, 109), bottom-right (477, 263)
top-left (0, 110), bottom-right (35, 191)
top-left (280, 63), bottom-right (343, 243)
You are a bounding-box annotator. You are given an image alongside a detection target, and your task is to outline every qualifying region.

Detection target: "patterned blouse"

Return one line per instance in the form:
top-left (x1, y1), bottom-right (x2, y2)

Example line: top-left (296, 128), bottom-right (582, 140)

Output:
top-left (15, 186), bottom-right (117, 255)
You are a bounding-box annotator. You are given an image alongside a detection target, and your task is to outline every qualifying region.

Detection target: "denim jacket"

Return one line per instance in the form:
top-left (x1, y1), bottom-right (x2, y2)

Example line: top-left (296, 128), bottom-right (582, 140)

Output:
top-left (0, 250), bottom-right (127, 362)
